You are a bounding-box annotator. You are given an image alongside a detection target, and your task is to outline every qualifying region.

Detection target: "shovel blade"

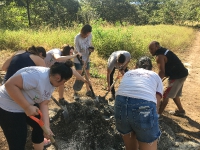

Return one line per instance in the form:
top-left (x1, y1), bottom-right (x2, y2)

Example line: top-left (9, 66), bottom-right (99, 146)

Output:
top-left (73, 80), bottom-right (84, 91)
top-left (61, 105), bottom-right (69, 120)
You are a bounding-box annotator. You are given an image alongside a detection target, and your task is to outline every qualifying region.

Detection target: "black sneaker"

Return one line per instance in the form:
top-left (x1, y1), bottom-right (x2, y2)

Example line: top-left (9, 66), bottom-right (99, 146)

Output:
top-left (109, 95), bottom-right (115, 101)
top-left (173, 110), bottom-right (186, 117)
top-left (86, 91), bottom-right (93, 97)
top-left (59, 98), bottom-right (68, 105)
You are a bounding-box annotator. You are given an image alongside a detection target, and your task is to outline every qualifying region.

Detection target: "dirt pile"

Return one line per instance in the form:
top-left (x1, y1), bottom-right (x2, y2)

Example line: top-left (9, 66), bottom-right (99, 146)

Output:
top-left (47, 97), bottom-right (177, 150)
top-left (49, 98), bottom-right (123, 150)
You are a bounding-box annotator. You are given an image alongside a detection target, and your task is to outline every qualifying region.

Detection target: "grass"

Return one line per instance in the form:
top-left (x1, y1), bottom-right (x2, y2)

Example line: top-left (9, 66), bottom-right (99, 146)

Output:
top-left (0, 24), bottom-right (196, 78)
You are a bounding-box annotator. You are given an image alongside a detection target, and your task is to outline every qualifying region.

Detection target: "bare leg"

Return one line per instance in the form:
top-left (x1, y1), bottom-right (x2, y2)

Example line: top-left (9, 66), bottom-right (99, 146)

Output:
top-left (159, 98), bottom-right (169, 115)
top-left (138, 139), bottom-right (158, 150)
top-left (121, 132), bottom-right (139, 150)
top-left (173, 97), bottom-right (184, 111)
top-left (58, 84), bottom-right (64, 99)
top-left (33, 142), bottom-right (43, 150)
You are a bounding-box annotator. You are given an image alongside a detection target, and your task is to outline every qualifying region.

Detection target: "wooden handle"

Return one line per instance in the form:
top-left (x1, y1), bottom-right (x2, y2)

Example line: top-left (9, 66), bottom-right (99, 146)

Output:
top-left (41, 126), bottom-right (55, 143)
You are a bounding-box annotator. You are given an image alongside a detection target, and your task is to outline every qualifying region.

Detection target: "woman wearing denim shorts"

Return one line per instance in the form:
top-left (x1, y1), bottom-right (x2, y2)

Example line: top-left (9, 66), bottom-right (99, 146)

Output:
top-left (114, 56), bottom-right (163, 150)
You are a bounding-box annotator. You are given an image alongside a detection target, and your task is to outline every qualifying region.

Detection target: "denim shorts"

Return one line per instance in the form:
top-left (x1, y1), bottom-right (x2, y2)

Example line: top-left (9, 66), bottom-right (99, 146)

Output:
top-left (114, 95), bottom-right (161, 143)
top-left (74, 62), bottom-right (90, 70)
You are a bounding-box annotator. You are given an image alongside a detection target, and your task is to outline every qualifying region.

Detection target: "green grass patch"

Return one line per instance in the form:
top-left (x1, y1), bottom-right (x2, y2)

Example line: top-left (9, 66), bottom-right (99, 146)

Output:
top-left (0, 24), bottom-right (196, 61)
top-left (0, 24), bottom-right (195, 80)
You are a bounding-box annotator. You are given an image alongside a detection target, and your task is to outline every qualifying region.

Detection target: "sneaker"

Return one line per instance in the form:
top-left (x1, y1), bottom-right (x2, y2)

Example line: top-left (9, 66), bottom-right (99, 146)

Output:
top-left (86, 91), bottom-right (93, 97)
top-left (109, 94), bottom-right (115, 101)
top-left (73, 93), bottom-right (79, 100)
top-left (173, 110), bottom-right (186, 117)
top-left (59, 98), bottom-right (69, 105)
top-left (44, 138), bottom-right (51, 148)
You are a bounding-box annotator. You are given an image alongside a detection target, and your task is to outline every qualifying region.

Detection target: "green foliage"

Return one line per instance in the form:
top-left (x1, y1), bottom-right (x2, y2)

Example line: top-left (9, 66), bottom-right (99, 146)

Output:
top-left (90, 62), bottom-right (106, 79)
top-left (0, 0), bottom-right (200, 28)
top-left (92, 24), bottom-right (196, 59)
top-left (0, 25), bottom-right (195, 62)
top-left (0, 2), bottom-right (28, 30)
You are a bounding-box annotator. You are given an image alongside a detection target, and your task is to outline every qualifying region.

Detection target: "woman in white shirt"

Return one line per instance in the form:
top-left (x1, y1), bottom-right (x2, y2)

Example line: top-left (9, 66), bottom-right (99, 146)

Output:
top-left (45, 45), bottom-right (84, 105)
top-left (115, 56), bottom-right (163, 150)
top-left (0, 61), bottom-right (73, 150)
top-left (73, 24), bottom-right (94, 100)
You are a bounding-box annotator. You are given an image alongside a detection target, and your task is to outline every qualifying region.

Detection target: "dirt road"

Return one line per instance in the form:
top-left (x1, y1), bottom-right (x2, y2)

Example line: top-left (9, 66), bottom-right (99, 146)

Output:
top-left (162, 31), bottom-right (200, 149)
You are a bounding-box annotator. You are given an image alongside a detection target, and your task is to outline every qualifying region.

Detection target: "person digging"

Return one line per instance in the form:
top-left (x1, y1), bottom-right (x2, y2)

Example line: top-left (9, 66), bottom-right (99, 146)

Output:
top-left (107, 50), bottom-right (131, 101)
top-left (149, 41), bottom-right (188, 116)
top-left (73, 24), bottom-right (94, 100)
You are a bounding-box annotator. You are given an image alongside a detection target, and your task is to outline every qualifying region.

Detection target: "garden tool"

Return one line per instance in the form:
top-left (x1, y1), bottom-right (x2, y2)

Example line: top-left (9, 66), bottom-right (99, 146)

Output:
top-left (51, 96), bottom-right (69, 121)
top-left (29, 110), bottom-right (58, 150)
top-left (77, 54), bottom-right (99, 102)
top-left (162, 77), bottom-right (168, 82)
top-left (73, 79), bottom-right (84, 91)
top-left (73, 47), bottom-right (95, 91)
top-left (102, 71), bottom-right (121, 99)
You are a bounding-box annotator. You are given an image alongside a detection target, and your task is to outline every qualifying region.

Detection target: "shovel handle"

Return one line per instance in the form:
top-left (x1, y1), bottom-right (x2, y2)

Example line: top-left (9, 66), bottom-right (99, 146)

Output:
top-left (29, 110), bottom-right (55, 143)
top-left (51, 96), bottom-right (61, 107)
top-left (104, 75), bottom-right (120, 98)
top-left (77, 55), bottom-right (97, 99)
top-left (162, 77), bottom-right (168, 82)
top-left (41, 126), bottom-right (55, 143)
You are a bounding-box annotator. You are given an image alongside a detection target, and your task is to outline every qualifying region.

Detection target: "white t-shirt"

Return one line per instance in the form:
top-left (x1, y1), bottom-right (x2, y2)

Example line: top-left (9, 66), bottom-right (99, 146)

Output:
top-left (107, 51), bottom-right (131, 71)
top-left (44, 48), bottom-right (62, 67)
top-left (74, 33), bottom-right (92, 63)
top-left (116, 68), bottom-right (163, 104)
top-left (0, 66), bottom-right (55, 112)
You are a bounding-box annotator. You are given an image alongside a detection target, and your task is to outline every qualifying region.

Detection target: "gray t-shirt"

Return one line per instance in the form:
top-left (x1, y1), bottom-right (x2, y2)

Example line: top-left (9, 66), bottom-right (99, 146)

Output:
top-left (74, 33), bottom-right (92, 63)
top-left (0, 66), bottom-right (55, 112)
top-left (107, 50), bottom-right (131, 71)
top-left (44, 48), bottom-right (62, 67)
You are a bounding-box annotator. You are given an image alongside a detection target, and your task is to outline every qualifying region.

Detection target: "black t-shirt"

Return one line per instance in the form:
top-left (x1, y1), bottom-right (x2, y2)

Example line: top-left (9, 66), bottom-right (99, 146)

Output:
top-left (155, 47), bottom-right (188, 79)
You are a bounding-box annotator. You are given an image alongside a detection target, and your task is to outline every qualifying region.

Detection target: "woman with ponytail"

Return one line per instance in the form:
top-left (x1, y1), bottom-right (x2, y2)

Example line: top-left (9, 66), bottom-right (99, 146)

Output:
top-left (0, 61), bottom-right (73, 150)
top-left (2, 45), bottom-right (46, 83)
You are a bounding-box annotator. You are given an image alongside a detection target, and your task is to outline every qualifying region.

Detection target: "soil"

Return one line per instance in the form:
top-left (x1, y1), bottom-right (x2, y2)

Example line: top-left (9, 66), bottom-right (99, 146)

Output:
top-left (1, 31), bottom-right (200, 150)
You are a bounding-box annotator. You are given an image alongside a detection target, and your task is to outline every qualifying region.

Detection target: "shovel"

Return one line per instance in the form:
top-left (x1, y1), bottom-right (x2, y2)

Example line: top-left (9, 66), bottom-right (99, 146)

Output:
top-left (30, 110), bottom-right (58, 150)
top-left (73, 48), bottom-right (94, 92)
top-left (73, 79), bottom-right (84, 91)
top-left (99, 71), bottom-right (121, 102)
top-left (104, 74), bottom-right (120, 99)
top-left (51, 96), bottom-right (68, 121)
top-left (77, 55), bottom-right (99, 102)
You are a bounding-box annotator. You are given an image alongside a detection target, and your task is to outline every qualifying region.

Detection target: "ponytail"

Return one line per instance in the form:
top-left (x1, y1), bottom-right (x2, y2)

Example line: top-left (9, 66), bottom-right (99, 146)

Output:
top-left (26, 45), bottom-right (46, 58)
top-left (50, 60), bottom-right (74, 81)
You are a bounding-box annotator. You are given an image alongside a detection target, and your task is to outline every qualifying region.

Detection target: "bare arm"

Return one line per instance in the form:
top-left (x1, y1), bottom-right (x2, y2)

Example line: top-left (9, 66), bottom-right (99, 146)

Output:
top-left (74, 35), bottom-right (82, 53)
top-left (122, 60), bottom-right (130, 70)
top-left (30, 55), bottom-right (46, 67)
top-left (120, 60), bottom-right (130, 75)
top-left (72, 68), bottom-right (87, 83)
top-left (53, 53), bottom-right (79, 62)
top-left (156, 93), bottom-right (162, 114)
top-left (39, 100), bottom-right (50, 128)
top-left (5, 75), bottom-right (39, 116)
top-left (107, 68), bottom-right (111, 90)
top-left (156, 55), bottom-right (166, 79)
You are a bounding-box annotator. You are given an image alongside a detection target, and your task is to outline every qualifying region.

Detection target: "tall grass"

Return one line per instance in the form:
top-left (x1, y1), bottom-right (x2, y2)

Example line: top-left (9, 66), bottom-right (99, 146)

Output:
top-left (0, 24), bottom-right (196, 64)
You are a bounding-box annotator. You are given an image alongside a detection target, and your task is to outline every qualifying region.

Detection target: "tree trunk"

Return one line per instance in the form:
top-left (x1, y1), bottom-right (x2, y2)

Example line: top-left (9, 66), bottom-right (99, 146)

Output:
top-left (26, 0), bottom-right (31, 26)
